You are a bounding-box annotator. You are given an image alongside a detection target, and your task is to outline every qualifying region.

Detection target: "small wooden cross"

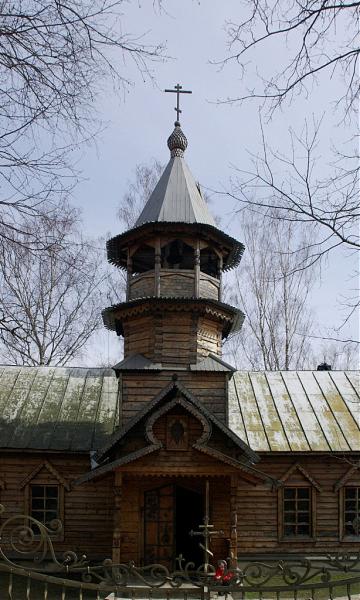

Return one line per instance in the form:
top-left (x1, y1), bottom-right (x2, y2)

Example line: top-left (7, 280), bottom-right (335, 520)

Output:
top-left (164, 83), bottom-right (192, 122)
top-left (189, 480), bottom-right (224, 573)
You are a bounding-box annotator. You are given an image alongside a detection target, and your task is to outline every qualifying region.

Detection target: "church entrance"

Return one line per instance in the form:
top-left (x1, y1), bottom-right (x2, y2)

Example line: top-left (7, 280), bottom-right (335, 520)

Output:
top-left (175, 485), bottom-right (204, 566)
top-left (144, 483), bottom-right (204, 568)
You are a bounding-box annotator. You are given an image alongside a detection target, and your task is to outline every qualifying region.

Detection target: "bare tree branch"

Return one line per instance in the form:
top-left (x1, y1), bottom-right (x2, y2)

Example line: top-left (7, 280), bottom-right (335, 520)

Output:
top-left (225, 121), bottom-right (359, 263)
top-left (223, 213), bottom-right (316, 370)
top-left (216, 0), bottom-right (359, 117)
top-left (0, 0), bottom-right (165, 249)
top-left (117, 159), bottom-right (164, 230)
top-left (0, 205), bottom-right (107, 365)
top-left (213, 2), bottom-right (359, 335)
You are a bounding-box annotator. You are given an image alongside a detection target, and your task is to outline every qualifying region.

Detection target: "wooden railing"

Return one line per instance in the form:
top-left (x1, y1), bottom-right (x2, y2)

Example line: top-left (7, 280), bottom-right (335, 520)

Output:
top-left (128, 269), bottom-right (220, 301)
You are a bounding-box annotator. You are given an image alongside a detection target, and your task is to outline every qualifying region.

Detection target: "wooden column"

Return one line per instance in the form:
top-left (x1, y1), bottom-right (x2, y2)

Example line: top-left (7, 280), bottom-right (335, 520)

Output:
top-left (112, 471), bottom-right (123, 563)
top-left (154, 237), bottom-right (161, 297)
top-left (229, 474), bottom-right (238, 567)
top-left (194, 240), bottom-right (200, 298)
top-left (126, 254), bottom-right (133, 301)
top-left (218, 255), bottom-right (223, 302)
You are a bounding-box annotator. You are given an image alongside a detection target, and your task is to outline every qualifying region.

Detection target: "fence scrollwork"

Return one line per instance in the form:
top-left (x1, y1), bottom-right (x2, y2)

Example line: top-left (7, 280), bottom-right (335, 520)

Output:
top-left (1, 504), bottom-right (360, 596)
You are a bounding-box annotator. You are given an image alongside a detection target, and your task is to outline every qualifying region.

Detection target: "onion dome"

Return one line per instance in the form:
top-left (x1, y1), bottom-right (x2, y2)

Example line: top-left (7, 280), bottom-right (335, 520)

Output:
top-left (167, 121), bottom-right (188, 157)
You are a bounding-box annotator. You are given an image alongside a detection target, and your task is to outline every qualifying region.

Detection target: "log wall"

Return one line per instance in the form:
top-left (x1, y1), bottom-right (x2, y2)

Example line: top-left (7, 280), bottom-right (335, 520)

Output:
top-left (0, 452), bottom-right (114, 560)
top-left (120, 371), bottom-right (228, 425)
top-left (196, 316), bottom-right (222, 357)
top-left (123, 315), bottom-right (218, 365)
top-left (123, 312), bottom-right (223, 364)
top-left (234, 453), bottom-right (360, 554)
top-left (1, 451), bottom-right (359, 564)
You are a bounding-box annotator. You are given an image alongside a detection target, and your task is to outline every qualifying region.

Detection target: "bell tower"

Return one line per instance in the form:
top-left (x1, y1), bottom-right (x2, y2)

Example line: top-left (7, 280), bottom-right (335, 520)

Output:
top-left (102, 93), bottom-right (245, 423)
top-left (103, 120), bottom-right (244, 365)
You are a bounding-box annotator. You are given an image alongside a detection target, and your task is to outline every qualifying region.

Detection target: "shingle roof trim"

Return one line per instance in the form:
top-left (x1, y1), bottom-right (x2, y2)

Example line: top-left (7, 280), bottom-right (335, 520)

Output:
top-left (102, 297), bottom-right (245, 336)
top-left (107, 222), bottom-right (244, 272)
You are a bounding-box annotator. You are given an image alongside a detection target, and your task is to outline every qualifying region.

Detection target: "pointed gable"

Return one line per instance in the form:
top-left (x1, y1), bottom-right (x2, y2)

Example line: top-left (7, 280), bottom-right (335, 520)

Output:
top-left (95, 379), bottom-right (258, 464)
top-left (74, 380), bottom-right (280, 487)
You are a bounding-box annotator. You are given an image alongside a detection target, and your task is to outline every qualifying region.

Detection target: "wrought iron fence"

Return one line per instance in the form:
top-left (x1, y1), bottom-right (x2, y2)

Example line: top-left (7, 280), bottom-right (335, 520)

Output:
top-left (0, 504), bottom-right (359, 599)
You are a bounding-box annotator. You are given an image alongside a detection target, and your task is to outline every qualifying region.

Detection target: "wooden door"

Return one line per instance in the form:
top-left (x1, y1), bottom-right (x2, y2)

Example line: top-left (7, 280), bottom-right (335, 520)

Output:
top-left (144, 485), bottom-right (174, 568)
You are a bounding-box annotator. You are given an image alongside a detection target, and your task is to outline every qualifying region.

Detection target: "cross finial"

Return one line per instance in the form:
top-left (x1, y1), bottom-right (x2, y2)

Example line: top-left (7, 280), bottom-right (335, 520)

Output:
top-left (164, 83), bottom-right (192, 123)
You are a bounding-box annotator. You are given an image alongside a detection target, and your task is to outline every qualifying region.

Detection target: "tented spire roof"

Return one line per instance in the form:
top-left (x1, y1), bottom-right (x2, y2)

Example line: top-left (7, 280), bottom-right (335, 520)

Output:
top-left (107, 121), bottom-right (245, 271)
top-left (135, 122), bottom-right (216, 227)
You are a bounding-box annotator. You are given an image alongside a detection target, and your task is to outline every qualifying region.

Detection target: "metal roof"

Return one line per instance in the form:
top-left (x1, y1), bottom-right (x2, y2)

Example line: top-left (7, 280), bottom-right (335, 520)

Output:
top-left (189, 354), bottom-right (236, 372)
top-left (0, 365), bottom-right (118, 451)
top-left (0, 365), bottom-right (358, 453)
top-left (135, 156), bottom-right (216, 227)
top-left (113, 354), bottom-right (162, 371)
top-left (112, 353), bottom-right (235, 373)
top-left (228, 371), bottom-right (360, 452)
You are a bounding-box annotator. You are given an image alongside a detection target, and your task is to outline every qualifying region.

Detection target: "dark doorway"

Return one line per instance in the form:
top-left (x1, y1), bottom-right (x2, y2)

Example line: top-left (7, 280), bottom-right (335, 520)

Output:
top-left (143, 484), bottom-right (204, 568)
top-left (175, 486), bottom-right (204, 567)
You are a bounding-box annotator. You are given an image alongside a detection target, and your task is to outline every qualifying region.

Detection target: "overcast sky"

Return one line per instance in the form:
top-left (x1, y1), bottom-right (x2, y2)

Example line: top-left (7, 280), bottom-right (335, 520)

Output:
top-left (71, 1), bottom-right (358, 367)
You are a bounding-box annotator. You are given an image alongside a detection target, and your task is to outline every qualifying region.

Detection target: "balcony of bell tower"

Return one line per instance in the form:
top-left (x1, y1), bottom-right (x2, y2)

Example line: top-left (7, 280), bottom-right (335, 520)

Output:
top-left (126, 234), bottom-right (224, 303)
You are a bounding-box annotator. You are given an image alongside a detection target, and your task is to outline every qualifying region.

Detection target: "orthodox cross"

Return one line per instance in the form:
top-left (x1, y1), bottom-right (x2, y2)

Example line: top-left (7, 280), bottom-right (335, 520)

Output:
top-left (189, 480), bottom-right (224, 573)
top-left (164, 83), bottom-right (192, 122)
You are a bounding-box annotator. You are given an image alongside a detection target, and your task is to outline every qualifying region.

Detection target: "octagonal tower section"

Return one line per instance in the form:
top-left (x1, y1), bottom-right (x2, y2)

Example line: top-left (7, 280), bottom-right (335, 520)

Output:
top-left (103, 121), bottom-right (245, 368)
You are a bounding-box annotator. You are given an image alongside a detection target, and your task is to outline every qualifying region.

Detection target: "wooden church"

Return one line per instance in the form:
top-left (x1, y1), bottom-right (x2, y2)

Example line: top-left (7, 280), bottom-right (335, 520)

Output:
top-left (0, 107), bottom-right (359, 568)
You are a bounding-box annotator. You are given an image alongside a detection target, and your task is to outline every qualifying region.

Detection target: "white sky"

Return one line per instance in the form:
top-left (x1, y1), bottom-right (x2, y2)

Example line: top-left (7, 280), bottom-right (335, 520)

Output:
top-left (71, 1), bottom-right (358, 367)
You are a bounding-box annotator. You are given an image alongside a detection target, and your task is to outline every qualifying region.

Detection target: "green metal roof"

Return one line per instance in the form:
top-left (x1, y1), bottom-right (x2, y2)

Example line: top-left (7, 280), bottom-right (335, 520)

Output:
top-left (228, 371), bottom-right (360, 452)
top-left (0, 366), bottom-right (119, 452)
top-left (0, 365), bottom-right (358, 453)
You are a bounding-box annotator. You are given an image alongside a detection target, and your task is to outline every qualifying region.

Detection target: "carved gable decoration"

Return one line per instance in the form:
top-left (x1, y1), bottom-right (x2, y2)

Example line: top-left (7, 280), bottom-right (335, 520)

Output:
top-left (145, 395), bottom-right (211, 448)
top-left (75, 380), bottom-right (272, 487)
top-left (280, 463), bottom-right (322, 493)
top-left (334, 465), bottom-right (360, 492)
top-left (19, 461), bottom-right (70, 491)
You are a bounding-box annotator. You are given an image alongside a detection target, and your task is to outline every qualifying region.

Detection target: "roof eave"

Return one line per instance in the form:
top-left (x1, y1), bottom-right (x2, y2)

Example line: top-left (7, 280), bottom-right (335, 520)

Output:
top-left (106, 222), bottom-right (244, 271)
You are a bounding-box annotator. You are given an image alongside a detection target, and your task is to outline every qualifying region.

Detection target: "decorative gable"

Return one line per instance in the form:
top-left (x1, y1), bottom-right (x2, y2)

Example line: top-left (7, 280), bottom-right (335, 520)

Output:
top-left (75, 381), bottom-right (278, 487)
top-left (20, 461), bottom-right (70, 491)
top-left (280, 463), bottom-right (322, 493)
top-left (145, 395), bottom-right (211, 448)
top-left (334, 465), bottom-right (360, 492)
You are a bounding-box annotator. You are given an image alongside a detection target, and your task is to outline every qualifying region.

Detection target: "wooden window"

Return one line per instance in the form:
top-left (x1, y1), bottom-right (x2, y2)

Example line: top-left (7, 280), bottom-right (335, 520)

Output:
top-left (343, 487), bottom-right (360, 537)
top-left (283, 487), bottom-right (312, 537)
top-left (30, 484), bottom-right (61, 533)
